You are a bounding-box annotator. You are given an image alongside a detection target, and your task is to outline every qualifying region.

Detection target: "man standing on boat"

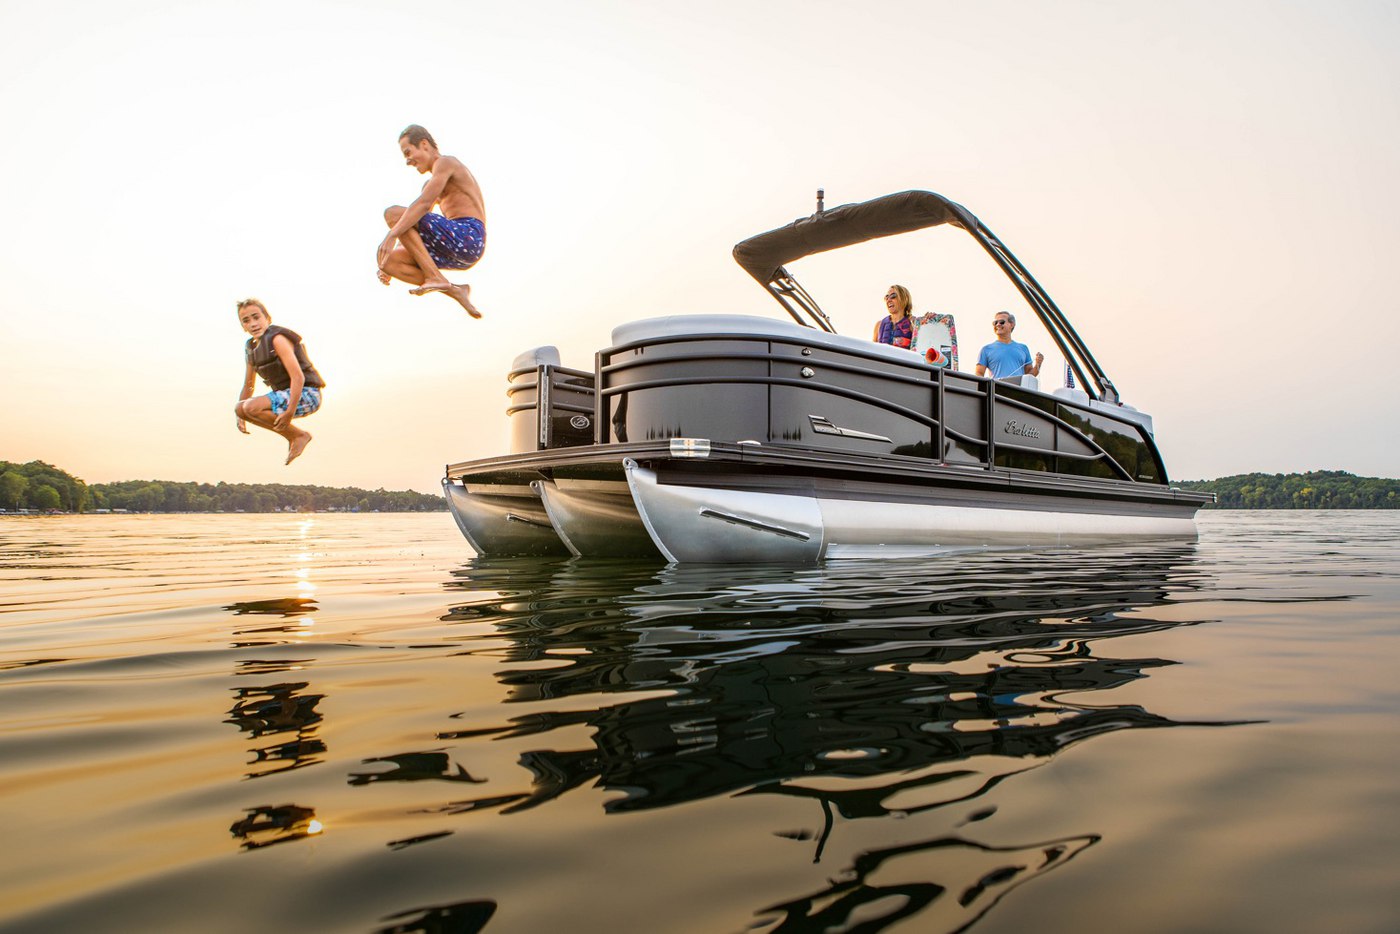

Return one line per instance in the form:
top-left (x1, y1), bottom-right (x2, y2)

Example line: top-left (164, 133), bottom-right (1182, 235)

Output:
top-left (976, 311), bottom-right (1043, 380)
top-left (377, 125), bottom-right (486, 319)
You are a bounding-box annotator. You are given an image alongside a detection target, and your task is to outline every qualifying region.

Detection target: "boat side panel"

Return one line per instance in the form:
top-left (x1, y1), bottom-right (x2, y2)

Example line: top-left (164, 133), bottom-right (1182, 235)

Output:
top-left (770, 342), bottom-right (935, 457)
top-left (1048, 403), bottom-right (1163, 483)
top-left (603, 340), bottom-right (770, 444)
top-left (605, 334), bottom-right (942, 458)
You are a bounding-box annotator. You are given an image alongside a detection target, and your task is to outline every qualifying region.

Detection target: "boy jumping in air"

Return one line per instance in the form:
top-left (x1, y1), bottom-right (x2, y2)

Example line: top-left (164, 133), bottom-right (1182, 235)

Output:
top-left (377, 124), bottom-right (487, 318)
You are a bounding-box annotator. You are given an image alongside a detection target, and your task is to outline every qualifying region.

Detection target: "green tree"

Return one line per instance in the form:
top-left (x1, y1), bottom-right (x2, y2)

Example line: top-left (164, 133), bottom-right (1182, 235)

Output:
top-left (0, 471), bottom-right (27, 510)
top-left (0, 460), bottom-right (91, 512)
top-left (31, 484), bottom-right (62, 510)
top-left (132, 483), bottom-right (165, 512)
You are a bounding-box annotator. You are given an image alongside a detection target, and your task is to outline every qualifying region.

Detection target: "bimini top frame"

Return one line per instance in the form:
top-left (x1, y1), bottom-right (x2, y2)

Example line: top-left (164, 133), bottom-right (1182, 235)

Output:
top-left (732, 189), bottom-right (1120, 404)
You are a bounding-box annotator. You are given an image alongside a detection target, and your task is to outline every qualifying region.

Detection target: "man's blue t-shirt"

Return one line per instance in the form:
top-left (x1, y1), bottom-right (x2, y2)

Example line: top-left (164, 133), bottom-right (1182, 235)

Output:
top-left (977, 340), bottom-right (1033, 379)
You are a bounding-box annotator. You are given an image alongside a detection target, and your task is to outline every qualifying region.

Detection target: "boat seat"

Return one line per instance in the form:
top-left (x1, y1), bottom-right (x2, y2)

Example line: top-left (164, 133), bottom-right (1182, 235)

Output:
top-left (1052, 386), bottom-right (1091, 404)
top-left (610, 314), bottom-right (928, 365)
top-left (1000, 374), bottom-right (1039, 391)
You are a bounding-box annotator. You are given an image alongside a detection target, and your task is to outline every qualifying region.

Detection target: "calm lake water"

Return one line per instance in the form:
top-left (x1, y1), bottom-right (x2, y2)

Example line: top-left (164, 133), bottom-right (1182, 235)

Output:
top-left (2, 511), bottom-right (1398, 933)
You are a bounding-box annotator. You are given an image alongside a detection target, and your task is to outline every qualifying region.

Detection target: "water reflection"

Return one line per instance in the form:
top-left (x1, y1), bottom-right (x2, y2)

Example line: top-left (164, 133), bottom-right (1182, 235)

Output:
top-left (221, 596), bottom-right (328, 784)
top-left (754, 833), bottom-right (1097, 933)
top-left (223, 597), bottom-right (318, 648)
top-left (220, 597), bottom-right (330, 853)
top-left (228, 803), bottom-right (323, 850)
top-left (4, 514), bottom-right (1389, 934)
top-left (348, 751), bottom-right (484, 786)
top-left (423, 545), bottom-right (1246, 931)
top-left (374, 899), bottom-right (496, 934)
top-left (222, 597), bottom-right (319, 617)
top-left (224, 681), bottom-right (327, 777)
top-left (385, 831), bottom-right (455, 851)
top-left (437, 546), bottom-right (1233, 821)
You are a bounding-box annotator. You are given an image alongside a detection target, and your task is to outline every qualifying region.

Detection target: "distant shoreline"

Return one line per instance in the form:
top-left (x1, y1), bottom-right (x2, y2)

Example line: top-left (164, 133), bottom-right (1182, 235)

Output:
top-left (6, 460), bottom-right (1395, 513)
top-left (1, 459), bottom-right (447, 514)
top-left (1175, 470), bottom-right (1397, 509)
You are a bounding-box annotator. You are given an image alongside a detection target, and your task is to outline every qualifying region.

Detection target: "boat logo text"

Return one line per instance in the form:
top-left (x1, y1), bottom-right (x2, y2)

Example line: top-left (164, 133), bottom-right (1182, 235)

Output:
top-left (1002, 419), bottom-right (1041, 439)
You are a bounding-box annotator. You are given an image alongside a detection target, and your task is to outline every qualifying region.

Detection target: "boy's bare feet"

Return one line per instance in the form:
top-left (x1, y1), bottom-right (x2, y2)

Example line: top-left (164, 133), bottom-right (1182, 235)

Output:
top-left (377, 268), bottom-right (391, 285)
top-left (411, 281), bottom-right (481, 318)
top-left (409, 275), bottom-right (453, 296)
top-left (286, 432), bottom-right (312, 465)
top-left (450, 283), bottom-right (481, 318)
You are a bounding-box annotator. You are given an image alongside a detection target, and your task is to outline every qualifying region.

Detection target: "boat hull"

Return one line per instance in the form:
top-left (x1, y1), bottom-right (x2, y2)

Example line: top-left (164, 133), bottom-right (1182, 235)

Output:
top-left (444, 442), bottom-right (1205, 563)
top-left (442, 479), bottom-right (568, 558)
top-left (534, 477), bottom-right (661, 559)
top-left (623, 460), bottom-right (1197, 562)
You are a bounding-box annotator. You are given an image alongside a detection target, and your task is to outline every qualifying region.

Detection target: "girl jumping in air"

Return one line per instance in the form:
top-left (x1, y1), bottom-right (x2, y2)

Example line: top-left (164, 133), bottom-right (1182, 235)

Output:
top-left (234, 298), bottom-right (325, 465)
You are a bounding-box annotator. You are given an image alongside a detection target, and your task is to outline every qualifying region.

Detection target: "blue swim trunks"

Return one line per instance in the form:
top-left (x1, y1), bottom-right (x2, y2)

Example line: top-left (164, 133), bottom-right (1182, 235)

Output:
top-left (267, 387), bottom-right (322, 417)
top-left (416, 214), bottom-right (486, 270)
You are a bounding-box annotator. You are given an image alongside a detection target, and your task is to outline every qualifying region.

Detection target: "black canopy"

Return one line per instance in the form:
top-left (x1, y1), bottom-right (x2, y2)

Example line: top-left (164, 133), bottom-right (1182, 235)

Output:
top-left (729, 188), bottom-right (1121, 404)
top-left (733, 190), bottom-right (978, 285)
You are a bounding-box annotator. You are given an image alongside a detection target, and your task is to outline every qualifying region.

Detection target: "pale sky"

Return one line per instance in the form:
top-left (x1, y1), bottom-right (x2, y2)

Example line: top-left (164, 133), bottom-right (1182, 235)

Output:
top-left (2, 0), bottom-right (1397, 493)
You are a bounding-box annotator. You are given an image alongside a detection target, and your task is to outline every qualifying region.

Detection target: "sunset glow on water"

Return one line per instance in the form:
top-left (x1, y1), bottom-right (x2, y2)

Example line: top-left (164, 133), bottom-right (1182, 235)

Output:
top-left (2, 512), bottom-right (1398, 932)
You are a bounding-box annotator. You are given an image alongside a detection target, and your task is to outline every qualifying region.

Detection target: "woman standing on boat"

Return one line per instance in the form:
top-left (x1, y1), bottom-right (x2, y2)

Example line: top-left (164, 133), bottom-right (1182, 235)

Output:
top-left (873, 285), bottom-right (914, 348)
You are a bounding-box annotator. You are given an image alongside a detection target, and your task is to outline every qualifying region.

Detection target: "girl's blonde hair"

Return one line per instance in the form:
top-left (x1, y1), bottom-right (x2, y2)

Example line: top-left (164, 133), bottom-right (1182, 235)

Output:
top-left (889, 284), bottom-right (913, 316)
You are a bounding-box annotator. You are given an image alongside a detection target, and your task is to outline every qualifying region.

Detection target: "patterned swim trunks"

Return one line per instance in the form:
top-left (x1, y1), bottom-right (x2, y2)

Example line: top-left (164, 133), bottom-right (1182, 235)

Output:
top-left (416, 214), bottom-right (486, 270)
top-left (267, 387), bottom-right (322, 417)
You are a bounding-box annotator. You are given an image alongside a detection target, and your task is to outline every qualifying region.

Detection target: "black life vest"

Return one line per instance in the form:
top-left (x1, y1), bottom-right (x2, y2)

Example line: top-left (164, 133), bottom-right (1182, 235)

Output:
top-left (245, 325), bottom-right (325, 391)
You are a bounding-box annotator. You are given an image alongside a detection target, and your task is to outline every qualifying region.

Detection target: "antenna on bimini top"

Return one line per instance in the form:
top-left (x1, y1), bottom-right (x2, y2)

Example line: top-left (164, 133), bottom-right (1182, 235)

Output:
top-left (816, 188), bottom-right (825, 214)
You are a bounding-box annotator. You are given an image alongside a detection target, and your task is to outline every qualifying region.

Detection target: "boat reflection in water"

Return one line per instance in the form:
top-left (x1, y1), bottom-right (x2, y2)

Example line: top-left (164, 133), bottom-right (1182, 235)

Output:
top-left (757, 834), bottom-right (1098, 933)
top-left (439, 544), bottom-right (1241, 931)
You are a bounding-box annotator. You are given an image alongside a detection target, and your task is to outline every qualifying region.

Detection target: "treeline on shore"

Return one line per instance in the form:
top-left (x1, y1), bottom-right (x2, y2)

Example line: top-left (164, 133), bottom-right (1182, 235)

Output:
top-left (5, 460), bottom-right (1396, 514)
top-left (0, 460), bottom-right (445, 513)
top-left (1175, 470), bottom-right (1398, 509)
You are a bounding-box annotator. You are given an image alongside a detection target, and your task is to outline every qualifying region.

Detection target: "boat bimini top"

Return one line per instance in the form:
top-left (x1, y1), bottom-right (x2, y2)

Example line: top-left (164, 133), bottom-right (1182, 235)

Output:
top-left (732, 189), bottom-right (1121, 405)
